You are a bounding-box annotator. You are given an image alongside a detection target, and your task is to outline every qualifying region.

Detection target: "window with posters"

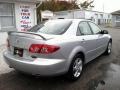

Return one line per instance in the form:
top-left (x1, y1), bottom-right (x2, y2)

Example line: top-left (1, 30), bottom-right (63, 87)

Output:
top-left (15, 3), bottom-right (36, 32)
top-left (19, 5), bottom-right (33, 31)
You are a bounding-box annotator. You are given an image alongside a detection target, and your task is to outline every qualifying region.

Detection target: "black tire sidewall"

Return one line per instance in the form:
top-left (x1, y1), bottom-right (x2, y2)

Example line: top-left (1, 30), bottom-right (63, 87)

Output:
top-left (105, 41), bottom-right (112, 55)
top-left (67, 54), bottom-right (83, 81)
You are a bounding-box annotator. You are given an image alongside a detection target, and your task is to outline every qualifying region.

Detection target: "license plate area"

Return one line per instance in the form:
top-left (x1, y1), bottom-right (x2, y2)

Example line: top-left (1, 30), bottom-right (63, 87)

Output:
top-left (14, 47), bottom-right (23, 57)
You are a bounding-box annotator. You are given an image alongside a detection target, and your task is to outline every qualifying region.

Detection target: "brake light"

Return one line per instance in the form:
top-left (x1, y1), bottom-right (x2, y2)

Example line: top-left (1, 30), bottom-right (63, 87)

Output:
top-left (29, 44), bottom-right (60, 54)
top-left (7, 39), bottom-right (10, 48)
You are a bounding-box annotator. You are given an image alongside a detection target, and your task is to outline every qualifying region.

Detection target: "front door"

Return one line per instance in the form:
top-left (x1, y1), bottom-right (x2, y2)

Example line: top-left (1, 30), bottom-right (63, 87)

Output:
top-left (88, 21), bottom-right (108, 56)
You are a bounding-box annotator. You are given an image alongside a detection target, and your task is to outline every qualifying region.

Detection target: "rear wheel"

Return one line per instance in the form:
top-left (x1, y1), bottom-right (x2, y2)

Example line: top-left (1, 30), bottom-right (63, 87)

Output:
top-left (104, 40), bottom-right (112, 55)
top-left (67, 54), bottom-right (83, 81)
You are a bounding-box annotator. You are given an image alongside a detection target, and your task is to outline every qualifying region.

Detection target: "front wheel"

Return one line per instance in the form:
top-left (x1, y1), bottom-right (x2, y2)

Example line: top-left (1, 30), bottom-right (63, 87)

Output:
top-left (104, 41), bottom-right (112, 55)
top-left (67, 54), bottom-right (83, 81)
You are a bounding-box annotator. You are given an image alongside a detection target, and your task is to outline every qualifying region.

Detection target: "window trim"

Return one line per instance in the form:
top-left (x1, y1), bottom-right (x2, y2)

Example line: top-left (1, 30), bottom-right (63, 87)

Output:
top-left (76, 21), bottom-right (94, 36)
top-left (76, 26), bottom-right (81, 36)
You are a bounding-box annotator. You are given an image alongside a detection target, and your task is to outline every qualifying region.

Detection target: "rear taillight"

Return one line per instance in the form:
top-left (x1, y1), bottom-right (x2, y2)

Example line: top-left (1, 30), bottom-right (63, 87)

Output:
top-left (7, 39), bottom-right (10, 48)
top-left (29, 44), bottom-right (60, 54)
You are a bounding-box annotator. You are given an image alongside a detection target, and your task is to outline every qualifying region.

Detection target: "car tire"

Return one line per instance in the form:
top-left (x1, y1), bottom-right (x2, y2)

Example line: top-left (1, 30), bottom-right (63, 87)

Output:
top-left (67, 54), bottom-right (83, 81)
top-left (104, 40), bottom-right (112, 55)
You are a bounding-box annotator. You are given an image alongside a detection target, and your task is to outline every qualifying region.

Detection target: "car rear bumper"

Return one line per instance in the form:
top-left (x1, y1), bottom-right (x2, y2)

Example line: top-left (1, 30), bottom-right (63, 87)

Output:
top-left (3, 51), bottom-right (68, 76)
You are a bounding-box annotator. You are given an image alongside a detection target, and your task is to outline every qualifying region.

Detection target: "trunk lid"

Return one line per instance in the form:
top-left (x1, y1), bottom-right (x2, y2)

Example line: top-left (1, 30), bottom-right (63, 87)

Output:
top-left (8, 31), bottom-right (57, 60)
top-left (8, 31), bottom-right (61, 59)
top-left (8, 32), bottom-right (47, 49)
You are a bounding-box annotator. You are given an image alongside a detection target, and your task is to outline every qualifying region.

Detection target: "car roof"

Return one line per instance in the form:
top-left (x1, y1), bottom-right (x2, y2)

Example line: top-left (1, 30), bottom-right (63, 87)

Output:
top-left (49, 19), bottom-right (92, 23)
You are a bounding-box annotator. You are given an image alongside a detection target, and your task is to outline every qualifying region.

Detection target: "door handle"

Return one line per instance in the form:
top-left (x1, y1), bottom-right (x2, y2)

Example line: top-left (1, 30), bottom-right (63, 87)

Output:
top-left (81, 39), bottom-right (86, 43)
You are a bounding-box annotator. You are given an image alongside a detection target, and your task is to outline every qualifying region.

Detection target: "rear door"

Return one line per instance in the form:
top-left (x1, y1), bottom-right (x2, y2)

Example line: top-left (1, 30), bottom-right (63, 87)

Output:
top-left (88, 22), bottom-right (108, 55)
top-left (77, 21), bottom-right (99, 62)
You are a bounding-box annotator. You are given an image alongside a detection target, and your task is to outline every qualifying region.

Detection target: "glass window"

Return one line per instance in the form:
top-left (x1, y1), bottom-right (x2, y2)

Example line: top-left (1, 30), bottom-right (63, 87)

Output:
top-left (28, 20), bottom-right (72, 35)
top-left (89, 22), bottom-right (101, 34)
top-left (78, 22), bottom-right (92, 35)
top-left (0, 3), bottom-right (15, 30)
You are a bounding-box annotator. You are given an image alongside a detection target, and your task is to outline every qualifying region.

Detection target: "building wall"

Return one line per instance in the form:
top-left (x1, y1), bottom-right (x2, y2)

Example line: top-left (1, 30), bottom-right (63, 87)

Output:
top-left (84, 11), bottom-right (95, 19)
top-left (112, 15), bottom-right (120, 27)
top-left (0, 3), bottom-right (15, 31)
top-left (112, 15), bottom-right (116, 27)
top-left (84, 11), bottom-right (98, 24)
top-left (54, 10), bottom-right (85, 19)
top-left (0, 32), bottom-right (7, 46)
top-left (73, 11), bottom-right (85, 19)
top-left (54, 11), bottom-right (73, 19)
top-left (53, 10), bottom-right (112, 25)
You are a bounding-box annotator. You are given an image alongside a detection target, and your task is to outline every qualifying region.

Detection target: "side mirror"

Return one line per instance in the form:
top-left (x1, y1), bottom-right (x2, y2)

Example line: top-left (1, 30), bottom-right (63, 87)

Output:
top-left (100, 30), bottom-right (108, 34)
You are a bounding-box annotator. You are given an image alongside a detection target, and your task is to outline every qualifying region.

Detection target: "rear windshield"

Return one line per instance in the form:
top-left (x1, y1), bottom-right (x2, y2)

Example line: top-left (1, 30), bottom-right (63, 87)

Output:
top-left (28, 20), bottom-right (72, 35)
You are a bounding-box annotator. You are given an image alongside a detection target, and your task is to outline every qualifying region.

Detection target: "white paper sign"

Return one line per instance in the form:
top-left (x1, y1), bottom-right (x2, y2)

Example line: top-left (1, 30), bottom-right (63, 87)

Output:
top-left (15, 3), bottom-right (36, 32)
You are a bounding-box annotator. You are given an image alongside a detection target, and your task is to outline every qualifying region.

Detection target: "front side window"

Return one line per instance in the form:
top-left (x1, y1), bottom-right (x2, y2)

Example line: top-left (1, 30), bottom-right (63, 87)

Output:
top-left (28, 20), bottom-right (72, 35)
top-left (89, 22), bottom-right (101, 34)
top-left (78, 22), bottom-right (92, 35)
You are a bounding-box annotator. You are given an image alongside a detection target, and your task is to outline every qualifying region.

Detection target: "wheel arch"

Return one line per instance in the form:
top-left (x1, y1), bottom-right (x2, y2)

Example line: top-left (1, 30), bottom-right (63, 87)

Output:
top-left (67, 50), bottom-right (86, 71)
top-left (109, 38), bottom-right (112, 43)
top-left (68, 46), bottom-right (86, 63)
top-left (75, 52), bottom-right (85, 64)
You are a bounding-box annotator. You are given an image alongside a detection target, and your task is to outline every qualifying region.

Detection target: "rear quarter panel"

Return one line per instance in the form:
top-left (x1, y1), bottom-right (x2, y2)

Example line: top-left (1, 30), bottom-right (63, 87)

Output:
top-left (44, 36), bottom-right (86, 70)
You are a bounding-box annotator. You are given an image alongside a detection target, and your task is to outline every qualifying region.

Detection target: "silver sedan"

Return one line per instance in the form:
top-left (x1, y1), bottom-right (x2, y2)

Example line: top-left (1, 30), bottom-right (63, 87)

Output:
top-left (3, 19), bottom-right (112, 81)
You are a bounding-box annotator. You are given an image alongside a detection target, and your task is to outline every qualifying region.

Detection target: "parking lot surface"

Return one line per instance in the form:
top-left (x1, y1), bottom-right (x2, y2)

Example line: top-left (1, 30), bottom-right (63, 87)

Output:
top-left (0, 27), bottom-right (120, 90)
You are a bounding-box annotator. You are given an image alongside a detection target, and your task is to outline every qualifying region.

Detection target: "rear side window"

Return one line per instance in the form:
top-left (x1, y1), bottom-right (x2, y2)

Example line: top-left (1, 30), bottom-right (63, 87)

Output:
top-left (78, 22), bottom-right (93, 35)
top-left (28, 20), bottom-right (72, 35)
top-left (89, 22), bottom-right (101, 34)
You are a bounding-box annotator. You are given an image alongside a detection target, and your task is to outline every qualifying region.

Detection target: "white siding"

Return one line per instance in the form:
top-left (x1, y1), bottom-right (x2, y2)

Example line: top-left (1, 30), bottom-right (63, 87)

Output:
top-left (0, 32), bottom-right (7, 45)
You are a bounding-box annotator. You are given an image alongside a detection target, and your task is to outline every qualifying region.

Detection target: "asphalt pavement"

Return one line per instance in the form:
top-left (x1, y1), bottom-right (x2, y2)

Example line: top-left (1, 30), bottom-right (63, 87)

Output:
top-left (0, 27), bottom-right (120, 90)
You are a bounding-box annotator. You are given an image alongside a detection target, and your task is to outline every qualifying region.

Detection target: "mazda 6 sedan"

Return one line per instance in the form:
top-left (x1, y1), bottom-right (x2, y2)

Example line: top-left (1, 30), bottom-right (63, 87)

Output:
top-left (3, 19), bottom-right (112, 81)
